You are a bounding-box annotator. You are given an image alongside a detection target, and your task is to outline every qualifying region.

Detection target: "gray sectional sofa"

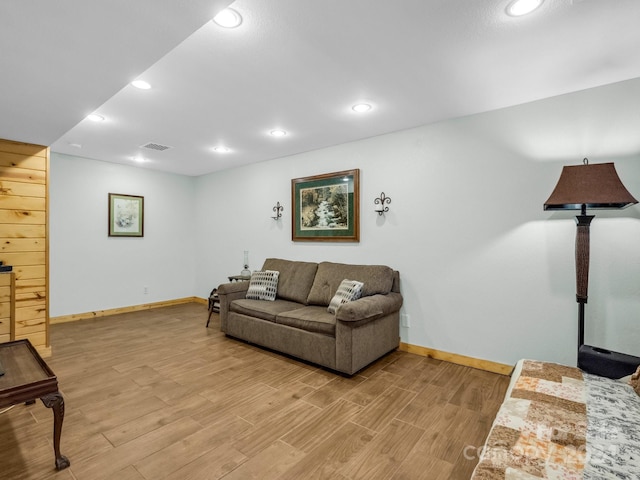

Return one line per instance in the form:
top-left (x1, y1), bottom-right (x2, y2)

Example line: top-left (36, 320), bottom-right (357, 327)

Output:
top-left (217, 258), bottom-right (403, 375)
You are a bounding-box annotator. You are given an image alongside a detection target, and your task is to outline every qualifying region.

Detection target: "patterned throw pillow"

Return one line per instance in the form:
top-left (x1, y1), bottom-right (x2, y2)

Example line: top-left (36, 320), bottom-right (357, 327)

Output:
top-left (246, 270), bottom-right (279, 301)
top-left (630, 365), bottom-right (640, 396)
top-left (327, 279), bottom-right (364, 314)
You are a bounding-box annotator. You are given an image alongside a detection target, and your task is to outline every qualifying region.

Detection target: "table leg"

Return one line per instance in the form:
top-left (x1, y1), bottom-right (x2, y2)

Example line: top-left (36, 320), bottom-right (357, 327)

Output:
top-left (41, 392), bottom-right (70, 470)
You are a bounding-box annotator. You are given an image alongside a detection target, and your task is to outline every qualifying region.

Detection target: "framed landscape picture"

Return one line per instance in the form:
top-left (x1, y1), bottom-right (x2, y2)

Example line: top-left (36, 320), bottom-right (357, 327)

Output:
top-left (291, 168), bottom-right (359, 242)
top-left (108, 193), bottom-right (144, 237)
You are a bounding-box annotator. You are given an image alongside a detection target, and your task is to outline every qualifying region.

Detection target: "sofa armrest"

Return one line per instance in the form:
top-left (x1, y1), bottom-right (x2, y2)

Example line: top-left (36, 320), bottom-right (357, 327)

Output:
top-left (217, 281), bottom-right (249, 330)
top-left (335, 292), bottom-right (403, 323)
top-left (218, 281), bottom-right (250, 296)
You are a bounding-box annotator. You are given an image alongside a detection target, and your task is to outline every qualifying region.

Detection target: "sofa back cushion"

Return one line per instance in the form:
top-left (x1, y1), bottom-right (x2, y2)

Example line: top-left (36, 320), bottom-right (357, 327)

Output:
top-left (306, 262), bottom-right (395, 306)
top-left (262, 258), bottom-right (318, 304)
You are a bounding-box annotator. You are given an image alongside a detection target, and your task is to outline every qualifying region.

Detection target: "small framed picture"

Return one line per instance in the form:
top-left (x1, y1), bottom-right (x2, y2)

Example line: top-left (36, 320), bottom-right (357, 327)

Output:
top-left (108, 193), bottom-right (144, 237)
top-left (291, 169), bottom-right (359, 242)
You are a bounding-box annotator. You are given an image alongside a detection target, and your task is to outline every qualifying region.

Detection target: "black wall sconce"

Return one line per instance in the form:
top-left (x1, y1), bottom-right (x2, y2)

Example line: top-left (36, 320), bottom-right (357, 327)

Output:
top-left (374, 192), bottom-right (391, 215)
top-left (272, 201), bottom-right (283, 220)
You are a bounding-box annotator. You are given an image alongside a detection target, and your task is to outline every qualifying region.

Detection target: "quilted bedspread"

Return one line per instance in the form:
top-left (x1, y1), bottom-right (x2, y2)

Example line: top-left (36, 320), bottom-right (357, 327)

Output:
top-left (471, 359), bottom-right (640, 479)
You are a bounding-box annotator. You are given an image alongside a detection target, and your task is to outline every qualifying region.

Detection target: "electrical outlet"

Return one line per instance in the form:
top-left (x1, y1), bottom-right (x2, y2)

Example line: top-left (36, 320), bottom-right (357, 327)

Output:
top-left (144, 286), bottom-right (149, 295)
top-left (400, 313), bottom-right (410, 328)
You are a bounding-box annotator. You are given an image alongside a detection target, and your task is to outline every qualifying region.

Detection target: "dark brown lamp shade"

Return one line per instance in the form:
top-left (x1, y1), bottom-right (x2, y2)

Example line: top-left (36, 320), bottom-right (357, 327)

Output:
top-left (544, 162), bottom-right (638, 210)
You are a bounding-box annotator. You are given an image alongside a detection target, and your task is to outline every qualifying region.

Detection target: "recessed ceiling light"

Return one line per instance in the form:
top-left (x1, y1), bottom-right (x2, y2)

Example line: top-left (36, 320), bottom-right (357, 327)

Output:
top-left (131, 80), bottom-right (151, 90)
top-left (87, 113), bottom-right (104, 122)
top-left (68, 142), bottom-right (82, 149)
top-left (213, 146), bottom-right (231, 153)
top-left (133, 155), bottom-right (146, 163)
top-left (352, 103), bottom-right (372, 113)
top-left (506, 0), bottom-right (544, 16)
top-left (270, 129), bottom-right (287, 137)
top-left (213, 8), bottom-right (242, 28)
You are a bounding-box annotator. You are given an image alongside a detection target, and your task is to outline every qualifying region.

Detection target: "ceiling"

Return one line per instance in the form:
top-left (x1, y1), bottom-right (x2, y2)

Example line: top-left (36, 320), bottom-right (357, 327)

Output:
top-left (3, 0), bottom-right (640, 177)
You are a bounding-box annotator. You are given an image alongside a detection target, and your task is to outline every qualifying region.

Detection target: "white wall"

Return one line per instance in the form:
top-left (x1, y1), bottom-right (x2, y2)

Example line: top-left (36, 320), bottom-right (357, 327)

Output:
top-left (49, 78), bottom-right (640, 368)
top-left (50, 154), bottom-right (197, 316)
top-left (193, 78), bottom-right (640, 367)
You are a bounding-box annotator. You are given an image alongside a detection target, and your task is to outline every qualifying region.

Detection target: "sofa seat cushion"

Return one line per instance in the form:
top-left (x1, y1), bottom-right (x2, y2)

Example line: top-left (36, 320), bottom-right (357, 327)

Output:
top-left (276, 306), bottom-right (336, 336)
top-left (262, 258), bottom-right (318, 304)
top-left (230, 298), bottom-right (303, 323)
top-left (307, 262), bottom-right (395, 306)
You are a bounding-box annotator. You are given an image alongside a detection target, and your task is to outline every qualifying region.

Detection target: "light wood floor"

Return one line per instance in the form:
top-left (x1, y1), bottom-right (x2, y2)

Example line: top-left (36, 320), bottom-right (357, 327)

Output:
top-left (1, 303), bottom-right (510, 480)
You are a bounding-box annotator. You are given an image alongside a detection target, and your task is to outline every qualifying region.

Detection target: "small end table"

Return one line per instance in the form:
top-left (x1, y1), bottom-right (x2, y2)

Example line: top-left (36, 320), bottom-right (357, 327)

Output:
top-left (206, 289), bottom-right (219, 328)
top-left (228, 275), bottom-right (251, 282)
top-left (0, 339), bottom-right (70, 470)
top-left (205, 276), bottom-right (250, 328)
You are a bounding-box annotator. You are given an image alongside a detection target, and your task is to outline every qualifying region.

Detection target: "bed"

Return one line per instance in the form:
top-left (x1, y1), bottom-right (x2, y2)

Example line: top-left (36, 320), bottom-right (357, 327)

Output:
top-left (471, 359), bottom-right (640, 479)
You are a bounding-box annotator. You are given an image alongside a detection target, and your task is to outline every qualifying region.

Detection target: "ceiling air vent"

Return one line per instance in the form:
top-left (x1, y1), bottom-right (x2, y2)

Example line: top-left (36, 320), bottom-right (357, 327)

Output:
top-left (141, 142), bottom-right (171, 152)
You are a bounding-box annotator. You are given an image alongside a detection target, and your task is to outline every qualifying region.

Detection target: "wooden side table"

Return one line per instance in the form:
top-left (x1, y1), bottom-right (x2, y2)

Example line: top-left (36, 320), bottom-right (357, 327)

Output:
top-left (205, 276), bottom-right (250, 328)
top-left (228, 275), bottom-right (251, 282)
top-left (0, 339), bottom-right (70, 470)
top-left (206, 289), bottom-right (219, 328)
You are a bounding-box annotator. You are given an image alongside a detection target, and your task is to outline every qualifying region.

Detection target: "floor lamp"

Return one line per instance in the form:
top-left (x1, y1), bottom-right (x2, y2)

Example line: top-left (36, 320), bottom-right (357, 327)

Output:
top-left (544, 159), bottom-right (639, 378)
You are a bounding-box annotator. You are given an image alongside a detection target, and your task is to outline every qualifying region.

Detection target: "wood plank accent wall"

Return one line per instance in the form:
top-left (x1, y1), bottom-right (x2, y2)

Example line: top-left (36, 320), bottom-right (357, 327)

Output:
top-left (0, 138), bottom-right (49, 354)
top-left (0, 272), bottom-right (15, 343)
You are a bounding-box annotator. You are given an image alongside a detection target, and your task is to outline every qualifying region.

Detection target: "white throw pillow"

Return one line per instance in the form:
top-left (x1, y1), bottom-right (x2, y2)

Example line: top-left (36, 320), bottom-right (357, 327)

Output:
top-left (246, 270), bottom-right (279, 301)
top-left (327, 279), bottom-right (364, 314)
